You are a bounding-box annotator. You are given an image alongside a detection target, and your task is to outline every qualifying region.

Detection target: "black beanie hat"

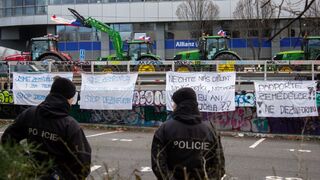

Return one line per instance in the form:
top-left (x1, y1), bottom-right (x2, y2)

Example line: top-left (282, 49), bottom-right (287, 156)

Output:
top-left (172, 87), bottom-right (197, 105)
top-left (50, 76), bottom-right (76, 99)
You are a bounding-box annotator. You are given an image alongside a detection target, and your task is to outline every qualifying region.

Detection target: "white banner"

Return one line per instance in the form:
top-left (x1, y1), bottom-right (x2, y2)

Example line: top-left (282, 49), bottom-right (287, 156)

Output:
top-left (13, 73), bottom-right (74, 106)
top-left (166, 72), bottom-right (236, 112)
top-left (79, 73), bottom-right (138, 110)
top-left (255, 81), bottom-right (318, 117)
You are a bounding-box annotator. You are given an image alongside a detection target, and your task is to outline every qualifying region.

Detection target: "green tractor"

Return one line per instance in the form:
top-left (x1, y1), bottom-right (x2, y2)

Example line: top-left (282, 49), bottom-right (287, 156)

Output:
top-left (273, 36), bottom-right (320, 71)
top-left (173, 35), bottom-right (241, 72)
top-left (104, 39), bottom-right (160, 72)
top-left (68, 8), bottom-right (160, 72)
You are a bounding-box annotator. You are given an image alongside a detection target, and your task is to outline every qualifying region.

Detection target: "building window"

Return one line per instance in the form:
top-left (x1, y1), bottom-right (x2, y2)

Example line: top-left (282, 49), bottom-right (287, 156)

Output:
top-left (36, 6), bottom-right (47, 15)
top-left (89, 0), bottom-right (102, 3)
top-left (14, 7), bottom-right (23, 16)
top-left (165, 32), bottom-right (174, 39)
top-left (4, 0), bottom-right (12, 8)
top-left (5, 8), bottom-right (12, 17)
top-left (15, 0), bottom-right (23, 6)
top-left (25, 0), bottom-right (36, 5)
top-left (76, 0), bottom-right (88, 3)
top-left (50, 0), bottom-right (61, 4)
top-left (25, 6), bottom-right (35, 15)
top-left (62, 0), bottom-right (74, 4)
top-left (79, 26), bottom-right (92, 41)
top-left (36, 0), bottom-right (48, 5)
top-left (290, 29), bottom-right (296, 37)
top-left (248, 30), bottom-right (258, 37)
top-left (232, 31), bottom-right (240, 38)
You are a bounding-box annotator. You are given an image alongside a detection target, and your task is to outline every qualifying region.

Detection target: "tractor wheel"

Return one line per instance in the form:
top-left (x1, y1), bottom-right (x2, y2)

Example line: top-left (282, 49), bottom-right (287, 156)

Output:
top-left (214, 53), bottom-right (240, 71)
top-left (279, 66), bottom-right (293, 72)
top-left (135, 58), bottom-right (158, 72)
top-left (102, 66), bottom-right (119, 73)
top-left (214, 53), bottom-right (239, 60)
top-left (39, 55), bottom-right (62, 72)
top-left (176, 65), bottom-right (193, 72)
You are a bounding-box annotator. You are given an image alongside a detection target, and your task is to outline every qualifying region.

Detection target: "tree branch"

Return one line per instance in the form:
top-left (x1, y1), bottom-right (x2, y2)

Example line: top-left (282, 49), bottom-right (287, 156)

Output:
top-left (269, 0), bottom-right (316, 41)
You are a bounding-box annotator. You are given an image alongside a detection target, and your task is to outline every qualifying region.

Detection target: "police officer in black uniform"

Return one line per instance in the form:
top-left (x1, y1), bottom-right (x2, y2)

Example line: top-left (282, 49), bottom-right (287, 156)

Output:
top-left (151, 87), bottom-right (225, 180)
top-left (1, 77), bottom-right (91, 180)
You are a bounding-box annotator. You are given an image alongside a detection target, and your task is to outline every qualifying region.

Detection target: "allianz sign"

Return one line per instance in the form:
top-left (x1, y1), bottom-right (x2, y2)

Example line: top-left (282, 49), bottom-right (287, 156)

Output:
top-left (175, 40), bottom-right (198, 49)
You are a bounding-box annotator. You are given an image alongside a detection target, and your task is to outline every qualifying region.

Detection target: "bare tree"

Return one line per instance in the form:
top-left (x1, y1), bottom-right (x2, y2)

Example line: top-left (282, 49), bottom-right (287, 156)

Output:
top-left (303, 0), bottom-right (320, 36)
top-left (233, 0), bottom-right (274, 59)
top-left (176, 0), bottom-right (220, 38)
top-left (269, 0), bottom-right (317, 41)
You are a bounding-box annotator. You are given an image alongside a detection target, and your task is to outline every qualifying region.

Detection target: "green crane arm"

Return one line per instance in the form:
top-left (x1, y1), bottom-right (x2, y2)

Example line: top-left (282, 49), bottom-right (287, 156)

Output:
top-left (68, 8), bottom-right (124, 60)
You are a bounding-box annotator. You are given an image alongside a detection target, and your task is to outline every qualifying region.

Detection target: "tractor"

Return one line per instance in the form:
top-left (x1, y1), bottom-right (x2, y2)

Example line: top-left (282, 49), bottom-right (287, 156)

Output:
top-left (173, 35), bottom-right (241, 72)
top-left (273, 36), bottom-right (320, 71)
top-left (4, 34), bottom-right (72, 62)
top-left (3, 34), bottom-right (73, 72)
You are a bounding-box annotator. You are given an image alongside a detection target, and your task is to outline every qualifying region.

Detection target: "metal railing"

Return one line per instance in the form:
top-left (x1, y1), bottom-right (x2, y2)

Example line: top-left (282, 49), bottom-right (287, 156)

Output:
top-left (0, 60), bottom-right (319, 90)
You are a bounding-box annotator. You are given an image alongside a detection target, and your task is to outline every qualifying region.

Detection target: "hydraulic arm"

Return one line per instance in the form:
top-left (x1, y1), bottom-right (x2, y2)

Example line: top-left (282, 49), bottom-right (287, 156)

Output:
top-left (68, 8), bottom-right (124, 60)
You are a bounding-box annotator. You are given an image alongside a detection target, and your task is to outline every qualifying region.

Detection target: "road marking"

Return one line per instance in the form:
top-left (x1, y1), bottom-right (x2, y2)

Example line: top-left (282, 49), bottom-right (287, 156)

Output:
top-left (140, 167), bottom-right (152, 172)
top-left (266, 176), bottom-right (302, 180)
top-left (86, 131), bottom-right (122, 138)
top-left (103, 168), bottom-right (116, 175)
top-left (0, 132), bottom-right (3, 134)
top-left (91, 165), bottom-right (101, 172)
top-left (111, 138), bottom-right (133, 142)
top-left (249, 138), bottom-right (266, 148)
top-left (288, 149), bottom-right (311, 153)
top-left (298, 149), bottom-right (311, 153)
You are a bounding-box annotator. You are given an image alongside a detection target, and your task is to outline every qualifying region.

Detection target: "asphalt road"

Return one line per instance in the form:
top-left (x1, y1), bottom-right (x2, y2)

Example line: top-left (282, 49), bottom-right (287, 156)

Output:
top-left (1, 127), bottom-right (320, 180)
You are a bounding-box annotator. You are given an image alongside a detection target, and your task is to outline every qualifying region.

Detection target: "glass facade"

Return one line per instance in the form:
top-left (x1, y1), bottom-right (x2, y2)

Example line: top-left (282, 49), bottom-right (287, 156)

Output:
top-left (57, 25), bottom-right (101, 42)
top-left (0, 0), bottom-right (47, 17)
top-left (0, 0), bottom-right (181, 17)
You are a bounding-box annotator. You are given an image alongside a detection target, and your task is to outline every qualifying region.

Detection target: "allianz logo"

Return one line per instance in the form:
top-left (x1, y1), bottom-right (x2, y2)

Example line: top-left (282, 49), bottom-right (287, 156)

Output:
top-left (175, 41), bottom-right (198, 48)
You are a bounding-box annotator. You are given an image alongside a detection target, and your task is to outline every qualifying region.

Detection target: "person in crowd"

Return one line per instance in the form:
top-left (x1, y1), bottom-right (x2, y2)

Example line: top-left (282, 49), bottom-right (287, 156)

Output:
top-left (151, 87), bottom-right (225, 180)
top-left (1, 76), bottom-right (91, 180)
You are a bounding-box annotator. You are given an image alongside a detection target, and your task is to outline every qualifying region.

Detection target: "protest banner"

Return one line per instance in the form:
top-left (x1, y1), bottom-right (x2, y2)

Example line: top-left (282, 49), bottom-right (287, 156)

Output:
top-left (79, 73), bottom-right (138, 110)
top-left (166, 72), bottom-right (236, 112)
top-left (12, 73), bottom-right (74, 106)
top-left (254, 81), bottom-right (318, 117)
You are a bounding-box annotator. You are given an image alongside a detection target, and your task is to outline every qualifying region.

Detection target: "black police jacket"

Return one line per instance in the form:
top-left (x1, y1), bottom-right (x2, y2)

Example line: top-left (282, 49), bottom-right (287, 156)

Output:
top-left (1, 93), bottom-right (91, 180)
top-left (151, 100), bottom-right (225, 180)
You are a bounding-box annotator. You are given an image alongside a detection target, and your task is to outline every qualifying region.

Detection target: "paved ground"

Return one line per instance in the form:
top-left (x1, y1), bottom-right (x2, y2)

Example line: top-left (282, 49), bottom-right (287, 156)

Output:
top-left (1, 125), bottom-right (320, 180)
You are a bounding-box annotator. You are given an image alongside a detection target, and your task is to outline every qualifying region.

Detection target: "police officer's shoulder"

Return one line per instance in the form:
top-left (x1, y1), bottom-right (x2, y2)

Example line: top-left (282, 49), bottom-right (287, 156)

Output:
top-left (65, 116), bottom-right (82, 130)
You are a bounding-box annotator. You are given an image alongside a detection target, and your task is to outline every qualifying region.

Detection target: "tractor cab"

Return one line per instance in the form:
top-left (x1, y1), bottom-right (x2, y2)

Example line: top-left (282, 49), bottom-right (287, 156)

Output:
top-left (199, 36), bottom-right (229, 59)
top-left (127, 40), bottom-right (154, 60)
top-left (30, 35), bottom-right (59, 61)
top-left (304, 36), bottom-right (320, 60)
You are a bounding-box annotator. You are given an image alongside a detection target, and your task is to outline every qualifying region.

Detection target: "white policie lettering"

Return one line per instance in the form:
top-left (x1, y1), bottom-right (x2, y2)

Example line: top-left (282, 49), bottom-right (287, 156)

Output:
top-left (28, 128), bottom-right (59, 141)
top-left (173, 140), bottom-right (210, 150)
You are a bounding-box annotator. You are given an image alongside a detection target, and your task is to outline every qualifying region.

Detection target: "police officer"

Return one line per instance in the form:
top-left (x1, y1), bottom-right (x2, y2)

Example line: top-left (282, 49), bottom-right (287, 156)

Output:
top-left (1, 77), bottom-right (91, 180)
top-left (151, 87), bottom-right (225, 180)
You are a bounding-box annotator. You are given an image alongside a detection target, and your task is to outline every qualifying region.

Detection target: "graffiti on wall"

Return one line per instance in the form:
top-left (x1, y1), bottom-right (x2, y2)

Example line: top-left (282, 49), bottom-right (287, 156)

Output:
top-left (2, 90), bottom-right (320, 108)
top-left (87, 106), bottom-right (166, 126)
top-left (133, 90), bottom-right (166, 106)
top-left (203, 107), bottom-right (269, 133)
top-left (235, 92), bottom-right (255, 107)
top-left (0, 90), bottom-right (13, 104)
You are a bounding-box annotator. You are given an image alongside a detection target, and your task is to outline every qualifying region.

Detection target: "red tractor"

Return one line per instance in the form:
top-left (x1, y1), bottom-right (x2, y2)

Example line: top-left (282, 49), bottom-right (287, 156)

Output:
top-left (4, 34), bottom-right (72, 62)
